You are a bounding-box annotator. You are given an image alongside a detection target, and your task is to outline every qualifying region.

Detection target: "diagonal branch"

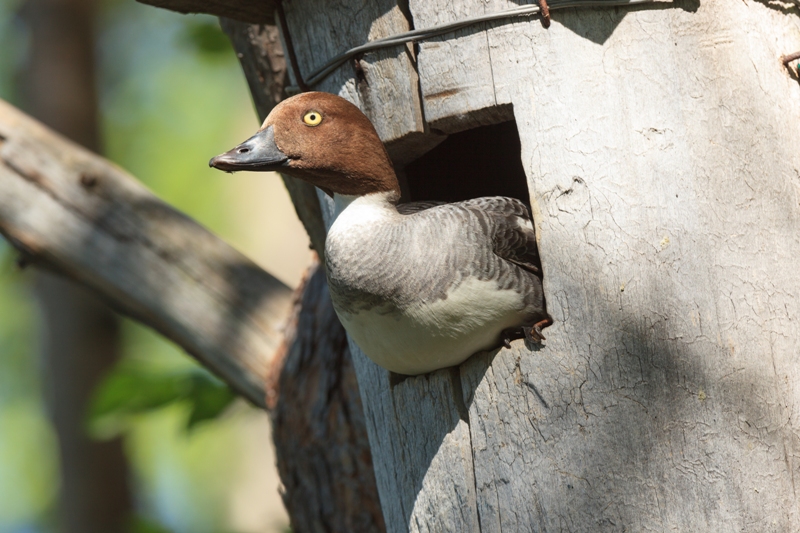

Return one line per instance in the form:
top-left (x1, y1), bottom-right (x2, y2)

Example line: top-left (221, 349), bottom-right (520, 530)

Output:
top-left (135, 0), bottom-right (276, 24)
top-left (0, 98), bottom-right (293, 408)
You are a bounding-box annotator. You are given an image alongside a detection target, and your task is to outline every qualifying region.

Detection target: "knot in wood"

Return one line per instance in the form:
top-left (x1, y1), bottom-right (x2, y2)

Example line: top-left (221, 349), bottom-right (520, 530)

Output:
top-left (79, 173), bottom-right (99, 189)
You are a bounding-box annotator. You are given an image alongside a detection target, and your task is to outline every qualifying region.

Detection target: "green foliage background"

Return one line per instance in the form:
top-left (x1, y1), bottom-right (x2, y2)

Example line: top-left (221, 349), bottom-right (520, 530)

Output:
top-left (0, 1), bottom-right (290, 532)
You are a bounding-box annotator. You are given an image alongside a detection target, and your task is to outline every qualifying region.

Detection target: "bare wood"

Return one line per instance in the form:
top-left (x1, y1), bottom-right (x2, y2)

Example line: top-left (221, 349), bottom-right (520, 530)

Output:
top-left (468, 3), bottom-right (800, 528)
top-left (409, 0), bottom-right (673, 134)
top-left (409, 0), bottom-right (509, 134)
top-left (136, 0), bottom-right (276, 25)
top-left (0, 98), bottom-right (293, 408)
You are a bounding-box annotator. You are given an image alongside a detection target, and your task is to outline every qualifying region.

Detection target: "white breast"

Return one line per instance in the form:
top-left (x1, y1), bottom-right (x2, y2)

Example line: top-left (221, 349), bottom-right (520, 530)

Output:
top-left (337, 276), bottom-right (526, 375)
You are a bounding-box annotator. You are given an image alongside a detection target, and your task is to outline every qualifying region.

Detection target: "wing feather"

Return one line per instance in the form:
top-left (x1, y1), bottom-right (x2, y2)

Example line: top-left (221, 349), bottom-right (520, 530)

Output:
top-left (396, 200), bottom-right (446, 215)
top-left (459, 197), bottom-right (543, 277)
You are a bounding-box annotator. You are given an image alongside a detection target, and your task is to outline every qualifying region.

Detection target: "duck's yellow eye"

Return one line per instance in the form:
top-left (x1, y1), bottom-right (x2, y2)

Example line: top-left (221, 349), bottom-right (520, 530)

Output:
top-left (303, 111), bottom-right (323, 126)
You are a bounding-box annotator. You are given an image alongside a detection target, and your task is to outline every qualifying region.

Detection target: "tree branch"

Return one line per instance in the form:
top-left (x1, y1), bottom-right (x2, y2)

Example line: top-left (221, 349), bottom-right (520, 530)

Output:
top-left (136, 0), bottom-right (277, 25)
top-left (0, 98), bottom-right (293, 408)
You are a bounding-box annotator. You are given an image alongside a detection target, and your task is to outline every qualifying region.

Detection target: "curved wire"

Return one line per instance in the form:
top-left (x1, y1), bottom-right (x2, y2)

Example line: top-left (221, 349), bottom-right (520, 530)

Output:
top-left (286, 0), bottom-right (660, 92)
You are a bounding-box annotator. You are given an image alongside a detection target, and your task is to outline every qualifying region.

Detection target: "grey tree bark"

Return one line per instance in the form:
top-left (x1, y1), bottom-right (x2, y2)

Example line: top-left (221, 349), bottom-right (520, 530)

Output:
top-left (19, 0), bottom-right (133, 530)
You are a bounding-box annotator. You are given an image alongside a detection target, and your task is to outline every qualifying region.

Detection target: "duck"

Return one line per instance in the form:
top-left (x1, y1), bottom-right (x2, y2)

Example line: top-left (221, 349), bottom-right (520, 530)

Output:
top-left (210, 92), bottom-right (551, 375)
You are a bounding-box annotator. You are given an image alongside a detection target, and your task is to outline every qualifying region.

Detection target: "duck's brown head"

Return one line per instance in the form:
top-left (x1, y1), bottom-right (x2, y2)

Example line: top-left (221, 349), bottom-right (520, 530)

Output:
top-left (210, 92), bottom-right (399, 198)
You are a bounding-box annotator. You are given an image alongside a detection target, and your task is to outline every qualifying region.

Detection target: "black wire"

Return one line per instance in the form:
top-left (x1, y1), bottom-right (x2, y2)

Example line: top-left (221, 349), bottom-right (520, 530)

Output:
top-left (285, 0), bottom-right (659, 93)
top-left (277, 0), bottom-right (310, 92)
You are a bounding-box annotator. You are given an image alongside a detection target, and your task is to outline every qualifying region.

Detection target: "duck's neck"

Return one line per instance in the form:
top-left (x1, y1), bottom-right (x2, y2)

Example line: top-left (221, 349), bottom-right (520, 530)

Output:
top-left (333, 190), bottom-right (398, 219)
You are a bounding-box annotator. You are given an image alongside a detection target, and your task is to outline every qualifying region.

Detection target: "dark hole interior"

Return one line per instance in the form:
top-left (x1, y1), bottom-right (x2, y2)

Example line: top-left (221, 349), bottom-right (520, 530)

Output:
top-left (400, 120), bottom-right (531, 212)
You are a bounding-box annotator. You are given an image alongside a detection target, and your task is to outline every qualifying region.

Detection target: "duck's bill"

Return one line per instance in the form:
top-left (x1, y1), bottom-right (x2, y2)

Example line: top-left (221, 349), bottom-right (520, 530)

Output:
top-left (209, 125), bottom-right (289, 172)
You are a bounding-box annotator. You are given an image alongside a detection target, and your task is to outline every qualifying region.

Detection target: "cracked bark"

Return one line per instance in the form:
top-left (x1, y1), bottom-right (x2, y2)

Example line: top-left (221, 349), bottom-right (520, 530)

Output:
top-left (271, 263), bottom-right (385, 533)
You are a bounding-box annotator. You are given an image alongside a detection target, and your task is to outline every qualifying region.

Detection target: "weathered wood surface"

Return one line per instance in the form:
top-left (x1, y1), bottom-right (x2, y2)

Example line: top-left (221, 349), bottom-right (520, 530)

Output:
top-left (484, 2), bottom-right (800, 528)
top-left (136, 0), bottom-right (276, 24)
top-left (0, 99), bottom-right (293, 408)
top-left (271, 264), bottom-right (385, 533)
top-left (409, 1), bottom-right (800, 531)
top-left (276, 0), bottom-right (800, 531)
top-left (409, 0), bottom-right (513, 133)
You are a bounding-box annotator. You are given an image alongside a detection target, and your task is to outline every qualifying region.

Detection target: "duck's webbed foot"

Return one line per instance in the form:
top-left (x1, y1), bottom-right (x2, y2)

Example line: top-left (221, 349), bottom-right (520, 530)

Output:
top-left (523, 326), bottom-right (543, 343)
top-left (503, 317), bottom-right (554, 348)
top-left (524, 316), bottom-right (554, 343)
top-left (501, 327), bottom-right (525, 349)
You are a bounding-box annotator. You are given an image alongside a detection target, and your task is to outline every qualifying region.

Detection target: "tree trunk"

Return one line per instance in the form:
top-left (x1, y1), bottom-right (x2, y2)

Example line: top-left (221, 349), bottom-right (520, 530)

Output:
top-left (19, 0), bottom-right (133, 530)
top-left (270, 263), bottom-right (384, 533)
top-left (252, 0), bottom-right (800, 530)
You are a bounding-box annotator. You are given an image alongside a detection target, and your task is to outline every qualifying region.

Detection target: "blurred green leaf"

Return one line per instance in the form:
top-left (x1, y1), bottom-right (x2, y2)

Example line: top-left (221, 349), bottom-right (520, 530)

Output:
top-left (181, 20), bottom-right (232, 58)
top-left (128, 514), bottom-right (246, 533)
top-left (128, 515), bottom-right (174, 533)
top-left (185, 372), bottom-right (236, 429)
top-left (89, 360), bottom-right (236, 439)
top-left (94, 366), bottom-right (187, 414)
